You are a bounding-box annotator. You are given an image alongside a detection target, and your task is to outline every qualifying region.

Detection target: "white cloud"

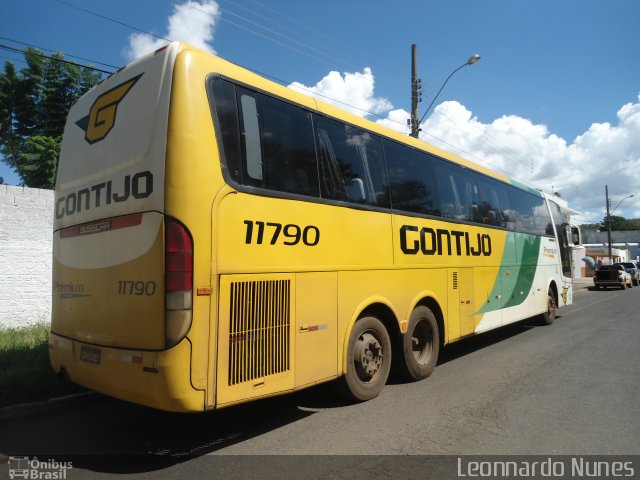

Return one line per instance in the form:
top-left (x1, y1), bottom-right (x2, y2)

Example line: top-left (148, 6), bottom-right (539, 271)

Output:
top-left (288, 68), bottom-right (392, 117)
top-left (292, 63), bottom-right (640, 221)
top-left (376, 108), bottom-right (412, 135)
top-left (416, 96), bottom-right (640, 222)
top-left (125, 0), bottom-right (220, 61)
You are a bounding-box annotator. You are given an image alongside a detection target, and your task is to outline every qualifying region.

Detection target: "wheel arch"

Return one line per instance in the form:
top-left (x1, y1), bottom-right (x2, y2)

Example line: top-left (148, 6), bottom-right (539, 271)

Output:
top-left (547, 279), bottom-right (559, 306)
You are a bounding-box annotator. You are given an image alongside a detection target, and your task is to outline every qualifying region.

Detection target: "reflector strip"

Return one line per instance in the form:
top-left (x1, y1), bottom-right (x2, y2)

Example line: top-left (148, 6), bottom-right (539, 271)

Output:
top-left (60, 214), bottom-right (143, 238)
top-left (121, 354), bottom-right (143, 364)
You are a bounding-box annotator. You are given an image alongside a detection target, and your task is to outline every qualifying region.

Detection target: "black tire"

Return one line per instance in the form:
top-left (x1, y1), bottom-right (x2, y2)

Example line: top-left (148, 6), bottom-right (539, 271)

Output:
top-left (394, 306), bottom-right (440, 381)
top-left (542, 289), bottom-right (557, 325)
top-left (338, 316), bottom-right (392, 402)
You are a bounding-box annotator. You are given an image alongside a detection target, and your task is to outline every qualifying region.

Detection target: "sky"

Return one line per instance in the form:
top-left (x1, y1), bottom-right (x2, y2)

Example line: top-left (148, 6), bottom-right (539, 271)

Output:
top-left (1, 0), bottom-right (639, 223)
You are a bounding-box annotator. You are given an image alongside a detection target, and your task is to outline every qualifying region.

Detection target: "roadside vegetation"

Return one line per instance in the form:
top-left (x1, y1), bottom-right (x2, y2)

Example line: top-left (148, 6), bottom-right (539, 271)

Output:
top-left (0, 324), bottom-right (82, 409)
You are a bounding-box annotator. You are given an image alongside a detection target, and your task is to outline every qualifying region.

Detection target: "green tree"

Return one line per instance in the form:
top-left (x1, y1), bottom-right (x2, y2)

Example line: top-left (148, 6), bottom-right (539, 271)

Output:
top-left (18, 135), bottom-right (61, 188)
top-left (0, 62), bottom-right (20, 167)
top-left (601, 215), bottom-right (640, 231)
top-left (0, 48), bottom-right (103, 188)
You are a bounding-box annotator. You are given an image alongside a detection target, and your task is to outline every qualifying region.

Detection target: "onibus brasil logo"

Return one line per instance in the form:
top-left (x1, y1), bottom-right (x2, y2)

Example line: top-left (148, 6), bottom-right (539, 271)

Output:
top-left (8, 457), bottom-right (72, 479)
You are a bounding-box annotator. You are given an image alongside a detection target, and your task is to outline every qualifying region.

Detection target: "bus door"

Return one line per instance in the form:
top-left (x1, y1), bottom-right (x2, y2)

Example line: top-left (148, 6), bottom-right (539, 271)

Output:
top-left (449, 268), bottom-right (475, 338)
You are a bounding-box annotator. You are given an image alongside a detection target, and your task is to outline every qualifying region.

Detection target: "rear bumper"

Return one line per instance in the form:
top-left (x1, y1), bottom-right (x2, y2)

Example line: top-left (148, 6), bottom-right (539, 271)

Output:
top-left (49, 333), bottom-right (205, 412)
top-left (593, 280), bottom-right (625, 287)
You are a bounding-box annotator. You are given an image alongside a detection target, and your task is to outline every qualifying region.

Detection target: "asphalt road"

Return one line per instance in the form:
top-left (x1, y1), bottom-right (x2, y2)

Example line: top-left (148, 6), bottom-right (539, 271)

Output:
top-left (1, 285), bottom-right (639, 479)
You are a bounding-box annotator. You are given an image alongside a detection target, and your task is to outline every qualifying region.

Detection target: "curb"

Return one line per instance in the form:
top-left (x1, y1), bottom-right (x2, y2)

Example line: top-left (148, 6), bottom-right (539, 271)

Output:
top-left (0, 391), bottom-right (100, 422)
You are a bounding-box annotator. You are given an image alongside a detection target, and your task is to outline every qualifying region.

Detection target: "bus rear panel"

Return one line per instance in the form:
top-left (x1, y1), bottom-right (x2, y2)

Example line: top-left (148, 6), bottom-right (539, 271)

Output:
top-left (50, 44), bottom-right (209, 411)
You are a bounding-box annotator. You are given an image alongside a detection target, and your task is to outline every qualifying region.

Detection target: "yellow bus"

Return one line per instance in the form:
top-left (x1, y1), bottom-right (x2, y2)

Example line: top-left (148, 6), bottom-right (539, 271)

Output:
top-left (50, 42), bottom-right (576, 412)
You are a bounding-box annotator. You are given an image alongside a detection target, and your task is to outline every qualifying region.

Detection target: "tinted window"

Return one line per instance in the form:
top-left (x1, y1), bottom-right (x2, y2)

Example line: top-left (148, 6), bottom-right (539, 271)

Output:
top-left (315, 116), bottom-right (390, 207)
top-left (252, 92), bottom-right (319, 196)
top-left (506, 189), bottom-right (550, 236)
top-left (385, 140), bottom-right (439, 215)
top-left (433, 161), bottom-right (510, 228)
top-left (434, 163), bottom-right (466, 221)
top-left (475, 175), bottom-right (509, 228)
top-left (210, 79), bottom-right (552, 238)
top-left (210, 79), bottom-right (243, 183)
top-left (211, 79), bottom-right (320, 197)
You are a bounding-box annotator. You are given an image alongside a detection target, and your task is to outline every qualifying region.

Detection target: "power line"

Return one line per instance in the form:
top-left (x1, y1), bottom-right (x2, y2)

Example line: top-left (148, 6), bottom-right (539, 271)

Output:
top-left (0, 44), bottom-right (112, 74)
top-left (211, 4), bottom-right (354, 69)
top-left (0, 55), bottom-right (27, 67)
top-left (0, 35), bottom-right (119, 70)
top-left (190, 4), bottom-right (361, 72)
top-left (52, 0), bottom-right (171, 43)
top-left (219, 0), bottom-right (401, 84)
top-left (216, 2), bottom-right (564, 185)
top-left (50, 0), bottom-right (398, 120)
top-left (46, 0), bottom-right (568, 191)
top-left (217, 4), bottom-right (551, 185)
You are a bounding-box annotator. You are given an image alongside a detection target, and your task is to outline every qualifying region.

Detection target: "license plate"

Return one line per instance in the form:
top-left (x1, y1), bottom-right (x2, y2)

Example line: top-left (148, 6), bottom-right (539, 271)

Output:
top-left (80, 345), bottom-right (101, 365)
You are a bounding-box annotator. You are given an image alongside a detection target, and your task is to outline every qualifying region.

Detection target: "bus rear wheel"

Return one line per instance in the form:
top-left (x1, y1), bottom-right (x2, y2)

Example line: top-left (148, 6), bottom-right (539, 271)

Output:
top-left (395, 306), bottom-right (440, 381)
top-left (542, 289), bottom-right (557, 325)
top-left (338, 316), bottom-right (391, 402)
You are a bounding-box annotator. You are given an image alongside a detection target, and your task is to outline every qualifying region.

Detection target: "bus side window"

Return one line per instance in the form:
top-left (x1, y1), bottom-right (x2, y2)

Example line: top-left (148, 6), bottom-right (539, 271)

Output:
top-left (315, 116), bottom-right (389, 207)
top-left (434, 164), bottom-right (464, 220)
top-left (257, 95), bottom-right (319, 197)
top-left (385, 140), bottom-right (440, 216)
top-left (507, 188), bottom-right (549, 236)
top-left (475, 176), bottom-right (508, 227)
top-left (233, 89), bottom-right (320, 197)
top-left (210, 79), bottom-right (243, 183)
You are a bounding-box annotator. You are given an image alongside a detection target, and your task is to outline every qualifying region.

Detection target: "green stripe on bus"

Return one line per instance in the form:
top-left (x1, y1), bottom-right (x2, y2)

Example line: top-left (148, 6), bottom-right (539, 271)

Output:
top-left (477, 233), bottom-right (541, 313)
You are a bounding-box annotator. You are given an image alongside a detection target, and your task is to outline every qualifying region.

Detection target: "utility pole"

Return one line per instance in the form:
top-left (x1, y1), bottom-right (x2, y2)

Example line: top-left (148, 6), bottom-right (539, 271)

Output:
top-left (606, 184), bottom-right (613, 263)
top-left (410, 44), bottom-right (421, 138)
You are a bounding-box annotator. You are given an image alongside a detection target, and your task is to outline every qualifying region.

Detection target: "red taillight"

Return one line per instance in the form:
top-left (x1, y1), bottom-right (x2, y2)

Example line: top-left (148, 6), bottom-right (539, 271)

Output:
top-left (165, 218), bottom-right (194, 348)
top-left (165, 220), bottom-right (193, 292)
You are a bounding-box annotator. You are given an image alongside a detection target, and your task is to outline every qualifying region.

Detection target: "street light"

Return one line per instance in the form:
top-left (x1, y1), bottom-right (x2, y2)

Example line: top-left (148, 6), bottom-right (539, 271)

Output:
top-left (605, 185), bottom-right (636, 262)
top-left (417, 54), bottom-right (481, 127)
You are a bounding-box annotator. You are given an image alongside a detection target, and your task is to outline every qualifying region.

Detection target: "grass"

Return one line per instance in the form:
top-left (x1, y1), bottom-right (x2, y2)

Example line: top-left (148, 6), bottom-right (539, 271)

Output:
top-left (0, 324), bottom-right (83, 409)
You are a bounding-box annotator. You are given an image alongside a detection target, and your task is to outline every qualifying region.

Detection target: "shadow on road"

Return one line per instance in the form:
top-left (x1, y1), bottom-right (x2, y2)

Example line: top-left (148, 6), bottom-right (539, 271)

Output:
top-left (0, 385), bottom-right (341, 473)
top-left (0, 315), bottom-right (561, 474)
top-left (438, 316), bottom-right (552, 366)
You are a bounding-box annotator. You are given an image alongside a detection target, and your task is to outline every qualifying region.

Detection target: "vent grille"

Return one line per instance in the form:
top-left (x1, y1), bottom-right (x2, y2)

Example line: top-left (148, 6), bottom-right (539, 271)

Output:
top-left (228, 280), bottom-right (291, 386)
top-left (452, 271), bottom-right (458, 290)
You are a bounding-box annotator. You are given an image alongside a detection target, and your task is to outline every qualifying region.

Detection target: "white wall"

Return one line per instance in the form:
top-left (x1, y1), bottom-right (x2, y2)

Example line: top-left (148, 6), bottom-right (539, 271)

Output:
top-left (0, 185), bottom-right (54, 329)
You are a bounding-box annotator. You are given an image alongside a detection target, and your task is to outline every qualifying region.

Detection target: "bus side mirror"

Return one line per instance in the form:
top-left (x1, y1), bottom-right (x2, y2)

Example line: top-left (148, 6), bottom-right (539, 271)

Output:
top-left (569, 224), bottom-right (581, 246)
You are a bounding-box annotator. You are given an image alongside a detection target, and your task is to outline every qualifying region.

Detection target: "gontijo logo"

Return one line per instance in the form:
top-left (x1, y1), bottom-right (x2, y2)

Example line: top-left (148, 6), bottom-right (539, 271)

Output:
top-left (75, 73), bottom-right (143, 144)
